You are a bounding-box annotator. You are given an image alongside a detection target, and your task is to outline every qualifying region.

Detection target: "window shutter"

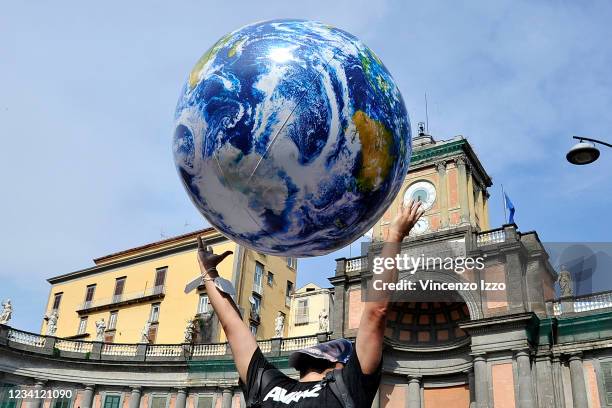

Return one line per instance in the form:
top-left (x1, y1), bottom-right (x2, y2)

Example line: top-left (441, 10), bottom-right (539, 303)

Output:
top-left (603, 362), bottom-right (612, 406)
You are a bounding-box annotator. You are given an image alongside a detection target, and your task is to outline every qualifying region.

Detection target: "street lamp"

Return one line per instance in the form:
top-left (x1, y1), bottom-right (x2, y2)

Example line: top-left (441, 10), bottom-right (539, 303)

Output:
top-left (566, 136), bottom-right (612, 165)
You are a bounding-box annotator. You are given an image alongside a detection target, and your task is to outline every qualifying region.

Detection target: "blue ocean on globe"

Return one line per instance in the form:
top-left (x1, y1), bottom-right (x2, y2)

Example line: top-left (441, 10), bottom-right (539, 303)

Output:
top-left (173, 19), bottom-right (411, 257)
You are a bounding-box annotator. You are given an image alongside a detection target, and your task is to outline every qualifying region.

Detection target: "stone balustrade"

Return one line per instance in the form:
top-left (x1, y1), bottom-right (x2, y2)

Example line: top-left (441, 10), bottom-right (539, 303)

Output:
top-left (0, 325), bottom-right (324, 362)
top-left (476, 227), bottom-right (506, 246)
top-left (548, 290), bottom-right (612, 316)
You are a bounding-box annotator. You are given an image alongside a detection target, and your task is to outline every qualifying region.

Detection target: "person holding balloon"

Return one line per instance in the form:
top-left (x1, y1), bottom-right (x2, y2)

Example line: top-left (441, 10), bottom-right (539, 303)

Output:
top-left (195, 200), bottom-right (424, 408)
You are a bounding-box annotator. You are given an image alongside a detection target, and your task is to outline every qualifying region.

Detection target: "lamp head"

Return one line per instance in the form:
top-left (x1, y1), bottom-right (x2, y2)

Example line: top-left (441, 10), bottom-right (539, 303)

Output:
top-left (566, 140), bottom-right (600, 165)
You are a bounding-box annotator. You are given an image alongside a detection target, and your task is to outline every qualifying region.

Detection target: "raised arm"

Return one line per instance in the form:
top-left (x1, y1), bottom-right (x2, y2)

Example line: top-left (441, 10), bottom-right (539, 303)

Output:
top-left (356, 200), bottom-right (424, 374)
top-left (197, 237), bottom-right (257, 383)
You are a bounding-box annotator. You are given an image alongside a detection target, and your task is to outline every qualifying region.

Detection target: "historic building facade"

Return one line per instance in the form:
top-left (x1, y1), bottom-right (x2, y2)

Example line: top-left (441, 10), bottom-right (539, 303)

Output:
top-left (286, 283), bottom-right (333, 338)
top-left (1, 131), bottom-right (611, 407)
top-left (40, 228), bottom-right (297, 343)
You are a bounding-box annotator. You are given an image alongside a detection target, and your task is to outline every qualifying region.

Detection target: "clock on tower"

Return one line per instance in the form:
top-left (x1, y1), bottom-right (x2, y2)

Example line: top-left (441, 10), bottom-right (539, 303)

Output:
top-left (374, 128), bottom-right (492, 240)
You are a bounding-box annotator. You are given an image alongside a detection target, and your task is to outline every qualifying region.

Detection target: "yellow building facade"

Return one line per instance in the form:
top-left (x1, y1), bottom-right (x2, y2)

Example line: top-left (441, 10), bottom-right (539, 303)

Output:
top-left (42, 228), bottom-right (297, 343)
top-left (287, 283), bottom-right (333, 337)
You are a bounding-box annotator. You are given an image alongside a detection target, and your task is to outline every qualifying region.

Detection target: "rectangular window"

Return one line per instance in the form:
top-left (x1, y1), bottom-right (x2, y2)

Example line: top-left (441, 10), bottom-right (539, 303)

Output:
top-left (286, 257), bottom-right (297, 269)
top-left (249, 324), bottom-right (258, 336)
top-left (84, 284), bottom-right (96, 303)
top-left (295, 299), bottom-right (309, 325)
top-left (113, 277), bottom-right (126, 302)
top-left (150, 303), bottom-right (160, 323)
top-left (196, 396), bottom-right (214, 408)
top-left (150, 396), bottom-right (167, 408)
top-left (603, 361), bottom-right (612, 406)
top-left (77, 317), bottom-right (88, 335)
top-left (285, 281), bottom-right (294, 307)
top-left (250, 295), bottom-right (261, 322)
top-left (103, 395), bottom-right (121, 408)
top-left (53, 397), bottom-right (72, 408)
top-left (52, 293), bottom-right (63, 311)
top-left (253, 262), bottom-right (264, 295)
top-left (0, 385), bottom-right (19, 408)
top-left (108, 311), bottom-right (118, 330)
top-left (198, 294), bottom-right (209, 314)
top-left (154, 267), bottom-right (167, 288)
top-left (267, 271), bottom-right (274, 287)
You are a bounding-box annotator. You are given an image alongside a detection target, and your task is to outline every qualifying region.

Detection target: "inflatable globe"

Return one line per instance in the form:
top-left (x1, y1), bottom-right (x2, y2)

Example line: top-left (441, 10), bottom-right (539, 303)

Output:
top-left (173, 19), bottom-right (411, 257)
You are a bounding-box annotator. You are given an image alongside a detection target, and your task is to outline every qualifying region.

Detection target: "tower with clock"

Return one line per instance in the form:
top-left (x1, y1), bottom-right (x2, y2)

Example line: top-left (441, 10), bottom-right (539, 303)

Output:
top-left (373, 123), bottom-right (493, 240)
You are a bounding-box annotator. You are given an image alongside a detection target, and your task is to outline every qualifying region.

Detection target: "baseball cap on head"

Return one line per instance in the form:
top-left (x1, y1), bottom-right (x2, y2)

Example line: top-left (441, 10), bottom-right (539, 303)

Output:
top-left (288, 338), bottom-right (353, 369)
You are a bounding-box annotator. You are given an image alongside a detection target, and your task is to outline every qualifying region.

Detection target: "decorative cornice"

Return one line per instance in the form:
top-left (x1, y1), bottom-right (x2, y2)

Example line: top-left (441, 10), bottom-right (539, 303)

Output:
top-left (48, 233), bottom-right (227, 284)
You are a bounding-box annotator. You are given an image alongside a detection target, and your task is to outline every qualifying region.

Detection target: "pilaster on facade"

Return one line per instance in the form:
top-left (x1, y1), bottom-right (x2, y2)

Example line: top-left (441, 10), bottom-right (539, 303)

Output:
top-left (567, 352), bottom-right (589, 408)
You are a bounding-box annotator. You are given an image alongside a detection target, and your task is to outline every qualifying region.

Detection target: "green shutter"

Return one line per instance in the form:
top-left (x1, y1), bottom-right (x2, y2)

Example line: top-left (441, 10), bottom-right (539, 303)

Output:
top-left (603, 362), bottom-right (612, 406)
top-left (0, 385), bottom-right (19, 408)
top-left (150, 396), bottom-right (167, 408)
top-left (53, 398), bottom-right (72, 408)
top-left (197, 396), bottom-right (213, 408)
top-left (103, 395), bottom-right (121, 408)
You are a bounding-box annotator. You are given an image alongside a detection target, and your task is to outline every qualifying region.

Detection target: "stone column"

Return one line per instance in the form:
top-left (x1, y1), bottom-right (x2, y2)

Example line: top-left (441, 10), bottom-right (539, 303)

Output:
top-left (515, 350), bottom-right (535, 408)
top-left (466, 166), bottom-right (476, 225)
top-left (482, 191), bottom-right (490, 230)
top-left (473, 354), bottom-right (489, 408)
top-left (81, 384), bottom-right (95, 408)
top-left (24, 379), bottom-right (47, 408)
top-left (128, 387), bottom-right (142, 408)
top-left (221, 388), bottom-right (233, 408)
top-left (407, 376), bottom-right (421, 408)
top-left (568, 354), bottom-right (588, 408)
top-left (175, 388), bottom-right (187, 408)
top-left (436, 161), bottom-right (449, 228)
top-left (234, 388), bottom-right (245, 408)
top-left (474, 185), bottom-right (483, 227)
top-left (456, 158), bottom-right (470, 224)
top-left (551, 357), bottom-right (565, 408)
top-left (534, 355), bottom-right (556, 408)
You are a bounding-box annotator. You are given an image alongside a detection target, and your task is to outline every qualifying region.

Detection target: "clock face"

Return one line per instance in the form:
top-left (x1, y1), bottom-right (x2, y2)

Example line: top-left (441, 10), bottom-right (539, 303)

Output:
top-left (404, 181), bottom-right (436, 210)
top-left (410, 217), bottom-right (430, 235)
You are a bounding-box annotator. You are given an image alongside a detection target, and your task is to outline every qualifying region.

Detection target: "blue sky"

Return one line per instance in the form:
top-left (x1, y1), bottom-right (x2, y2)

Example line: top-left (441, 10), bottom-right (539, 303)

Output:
top-left (1, 0), bottom-right (612, 332)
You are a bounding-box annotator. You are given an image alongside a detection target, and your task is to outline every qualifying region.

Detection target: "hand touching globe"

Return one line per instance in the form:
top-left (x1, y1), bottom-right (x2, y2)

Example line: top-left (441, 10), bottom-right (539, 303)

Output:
top-left (173, 19), bottom-right (411, 257)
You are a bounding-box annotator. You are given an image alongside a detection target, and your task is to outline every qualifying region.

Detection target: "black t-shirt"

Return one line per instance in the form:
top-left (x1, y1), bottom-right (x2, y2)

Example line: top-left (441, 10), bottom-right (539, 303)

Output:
top-left (241, 347), bottom-right (381, 407)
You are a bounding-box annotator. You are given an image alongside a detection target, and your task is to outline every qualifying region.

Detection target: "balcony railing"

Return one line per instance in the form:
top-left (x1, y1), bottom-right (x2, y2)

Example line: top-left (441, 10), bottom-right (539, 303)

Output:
top-left (7, 329), bottom-right (46, 347)
top-left (253, 281), bottom-right (263, 295)
top-left (280, 335), bottom-right (318, 352)
top-left (146, 344), bottom-right (183, 357)
top-left (77, 285), bottom-right (165, 313)
top-left (192, 343), bottom-right (227, 357)
top-left (101, 343), bottom-right (138, 356)
top-left (549, 290), bottom-right (612, 316)
top-left (55, 339), bottom-right (93, 353)
top-left (0, 326), bottom-right (328, 362)
top-left (476, 228), bottom-right (506, 246)
top-left (345, 256), bottom-right (368, 273)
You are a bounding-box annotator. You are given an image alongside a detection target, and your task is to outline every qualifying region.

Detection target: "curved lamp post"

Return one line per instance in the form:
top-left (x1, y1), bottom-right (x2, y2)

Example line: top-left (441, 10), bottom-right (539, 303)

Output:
top-left (566, 136), bottom-right (612, 165)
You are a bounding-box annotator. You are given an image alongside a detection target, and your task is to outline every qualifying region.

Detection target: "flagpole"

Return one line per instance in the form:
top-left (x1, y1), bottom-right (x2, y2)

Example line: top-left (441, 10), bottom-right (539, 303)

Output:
top-left (501, 184), bottom-right (507, 224)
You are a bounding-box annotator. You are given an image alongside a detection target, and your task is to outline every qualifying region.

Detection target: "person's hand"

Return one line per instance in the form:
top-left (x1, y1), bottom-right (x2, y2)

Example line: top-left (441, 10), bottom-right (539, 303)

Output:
top-left (387, 199), bottom-right (425, 242)
top-left (197, 236), bottom-right (232, 278)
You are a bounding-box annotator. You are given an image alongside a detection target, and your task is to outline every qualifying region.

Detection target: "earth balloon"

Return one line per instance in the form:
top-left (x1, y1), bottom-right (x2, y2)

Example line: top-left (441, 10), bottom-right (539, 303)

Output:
top-left (173, 19), bottom-right (411, 257)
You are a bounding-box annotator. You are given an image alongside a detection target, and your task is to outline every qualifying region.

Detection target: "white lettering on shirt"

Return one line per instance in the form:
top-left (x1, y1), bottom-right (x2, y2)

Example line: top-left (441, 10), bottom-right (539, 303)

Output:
top-left (263, 384), bottom-right (322, 404)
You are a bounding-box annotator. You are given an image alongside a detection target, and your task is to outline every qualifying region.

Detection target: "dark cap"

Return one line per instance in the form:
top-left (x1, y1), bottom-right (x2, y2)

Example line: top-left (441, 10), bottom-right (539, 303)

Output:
top-left (288, 338), bottom-right (353, 369)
